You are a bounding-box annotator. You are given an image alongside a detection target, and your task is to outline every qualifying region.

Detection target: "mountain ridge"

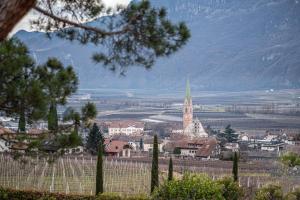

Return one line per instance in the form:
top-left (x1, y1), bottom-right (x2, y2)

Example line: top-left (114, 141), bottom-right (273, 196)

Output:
top-left (14, 0), bottom-right (300, 92)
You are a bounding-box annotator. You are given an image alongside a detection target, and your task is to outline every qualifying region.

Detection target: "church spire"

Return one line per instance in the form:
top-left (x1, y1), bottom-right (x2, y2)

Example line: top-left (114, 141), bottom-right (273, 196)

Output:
top-left (185, 78), bottom-right (191, 99)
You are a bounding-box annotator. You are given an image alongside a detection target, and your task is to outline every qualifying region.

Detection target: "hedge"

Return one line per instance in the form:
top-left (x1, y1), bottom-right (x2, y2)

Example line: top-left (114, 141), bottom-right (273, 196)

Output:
top-left (0, 187), bottom-right (149, 200)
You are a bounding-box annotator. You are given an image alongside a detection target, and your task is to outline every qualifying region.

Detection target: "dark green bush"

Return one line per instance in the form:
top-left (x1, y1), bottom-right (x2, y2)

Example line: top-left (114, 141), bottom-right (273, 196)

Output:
top-left (0, 188), bottom-right (149, 200)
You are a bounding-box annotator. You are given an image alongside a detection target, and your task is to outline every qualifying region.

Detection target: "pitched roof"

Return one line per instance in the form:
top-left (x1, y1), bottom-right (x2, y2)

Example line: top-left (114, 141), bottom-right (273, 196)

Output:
top-left (0, 127), bottom-right (15, 135)
top-left (196, 138), bottom-right (218, 157)
top-left (107, 120), bottom-right (144, 129)
top-left (105, 139), bottom-right (133, 153)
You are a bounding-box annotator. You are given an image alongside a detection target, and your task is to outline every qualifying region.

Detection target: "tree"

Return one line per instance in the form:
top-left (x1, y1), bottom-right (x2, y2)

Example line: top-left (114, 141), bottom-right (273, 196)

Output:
top-left (96, 140), bottom-right (104, 195)
top-left (1, 1), bottom-right (190, 73)
top-left (37, 58), bottom-right (78, 131)
top-left (81, 102), bottom-right (97, 126)
top-left (232, 152), bottom-right (239, 182)
top-left (168, 157), bottom-right (173, 181)
top-left (0, 39), bottom-right (47, 132)
top-left (151, 134), bottom-right (159, 193)
top-left (86, 123), bottom-right (104, 155)
top-left (139, 138), bottom-right (144, 151)
top-left (224, 124), bottom-right (238, 143)
top-left (255, 184), bottom-right (284, 200)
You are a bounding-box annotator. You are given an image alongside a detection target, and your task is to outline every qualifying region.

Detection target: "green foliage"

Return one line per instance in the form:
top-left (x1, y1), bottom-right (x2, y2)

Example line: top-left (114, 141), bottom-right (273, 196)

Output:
top-left (173, 147), bottom-right (181, 155)
top-left (218, 125), bottom-right (238, 143)
top-left (280, 152), bottom-right (300, 167)
top-left (0, 187), bottom-right (149, 200)
top-left (255, 184), bottom-right (284, 200)
top-left (96, 141), bottom-right (104, 195)
top-left (0, 39), bottom-right (47, 131)
top-left (81, 102), bottom-right (97, 124)
top-left (232, 152), bottom-right (239, 182)
top-left (33, 1), bottom-right (190, 73)
top-left (57, 132), bottom-right (82, 148)
top-left (86, 123), bottom-right (104, 155)
top-left (151, 135), bottom-right (159, 193)
top-left (37, 57), bottom-right (78, 131)
top-left (152, 174), bottom-right (224, 200)
top-left (139, 138), bottom-right (144, 151)
top-left (285, 188), bottom-right (300, 200)
top-left (217, 177), bottom-right (244, 200)
top-left (168, 157), bottom-right (173, 181)
top-left (48, 101), bottom-right (58, 131)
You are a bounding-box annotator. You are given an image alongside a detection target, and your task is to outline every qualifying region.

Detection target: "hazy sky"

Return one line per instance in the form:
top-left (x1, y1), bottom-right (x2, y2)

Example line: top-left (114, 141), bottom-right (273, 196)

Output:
top-left (11, 0), bottom-right (131, 35)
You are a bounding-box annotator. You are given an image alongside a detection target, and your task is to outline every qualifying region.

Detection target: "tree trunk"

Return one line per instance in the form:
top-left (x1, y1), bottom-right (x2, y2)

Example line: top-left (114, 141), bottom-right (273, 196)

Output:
top-left (0, 0), bottom-right (36, 40)
top-left (96, 141), bottom-right (104, 195)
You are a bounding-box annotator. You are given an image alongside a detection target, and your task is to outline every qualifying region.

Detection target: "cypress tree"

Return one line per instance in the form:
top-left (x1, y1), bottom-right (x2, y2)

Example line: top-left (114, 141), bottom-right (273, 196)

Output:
top-left (139, 138), bottom-right (144, 151)
top-left (48, 101), bottom-right (58, 131)
top-left (168, 157), bottom-right (173, 181)
top-left (18, 107), bottom-right (26, 133)
top-left (96, 141), bottom-right (104, 195)
top-left (232, 152), bottom-right (239, 182)
top-left (151, 134), bottom-right (159, 193)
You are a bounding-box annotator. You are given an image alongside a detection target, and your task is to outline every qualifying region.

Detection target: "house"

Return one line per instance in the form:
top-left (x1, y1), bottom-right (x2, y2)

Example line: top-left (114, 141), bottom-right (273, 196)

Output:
top-left (107, 121), bottom-right (144, 136)
top-left (170, 137), bottom-right (220, 159)
top-left (0, 127), bottom-right (15, 152)
top-left (143, 137), bottom-right (164, 152)
top-left (239, 133), bottom-right (249, 141)
top-left (224, 143), bottom-right (239, 152)
top-left (260, 142), bottom-right (285, 152)
top-left (61, 146), bottom-right (84, 155)
top-left (10, 142), bottom-right (28, 153)
top-left (104, 139), bottom-right (133, 157)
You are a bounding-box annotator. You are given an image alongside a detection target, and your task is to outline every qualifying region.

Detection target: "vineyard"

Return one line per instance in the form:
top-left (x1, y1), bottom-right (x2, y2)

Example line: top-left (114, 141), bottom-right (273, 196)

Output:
top-left (0, 154), bottom-right (299, 195)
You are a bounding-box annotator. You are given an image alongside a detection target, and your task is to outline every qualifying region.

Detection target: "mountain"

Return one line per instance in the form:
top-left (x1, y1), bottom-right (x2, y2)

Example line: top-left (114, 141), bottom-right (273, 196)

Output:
top-left (14, 0), bottom-right (300, 92)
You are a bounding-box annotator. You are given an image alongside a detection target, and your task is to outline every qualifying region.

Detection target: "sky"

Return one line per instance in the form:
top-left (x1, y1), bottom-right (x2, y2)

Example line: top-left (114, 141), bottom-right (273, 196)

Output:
top-left (11, 0), bottom-right (131, 35)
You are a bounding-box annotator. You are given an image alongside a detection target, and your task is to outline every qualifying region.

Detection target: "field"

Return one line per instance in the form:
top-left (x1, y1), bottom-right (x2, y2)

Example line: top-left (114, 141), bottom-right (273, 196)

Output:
top-left (0, 154), bottom-right (300, 195)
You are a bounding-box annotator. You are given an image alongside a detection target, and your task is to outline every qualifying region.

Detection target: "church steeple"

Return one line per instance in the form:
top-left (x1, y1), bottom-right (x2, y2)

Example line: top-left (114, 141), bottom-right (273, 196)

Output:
top-left (183, 78), bottom-right (193, 132)
top-left (185, 78), bottom-right (191, 100)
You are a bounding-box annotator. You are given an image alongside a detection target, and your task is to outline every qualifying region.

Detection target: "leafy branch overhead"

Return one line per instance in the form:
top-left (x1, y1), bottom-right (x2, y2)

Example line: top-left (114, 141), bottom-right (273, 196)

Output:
top-left (32, 0), bottom-right (191, 73)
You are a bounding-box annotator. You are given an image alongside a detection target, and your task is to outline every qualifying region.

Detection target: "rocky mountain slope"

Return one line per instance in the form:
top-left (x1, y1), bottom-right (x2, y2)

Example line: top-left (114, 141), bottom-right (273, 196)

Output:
top-left (15, 0), bottom-right (300, 91)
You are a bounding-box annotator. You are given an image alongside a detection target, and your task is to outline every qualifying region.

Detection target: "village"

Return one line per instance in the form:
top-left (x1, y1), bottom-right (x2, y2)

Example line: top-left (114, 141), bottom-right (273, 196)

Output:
top-left (1, 80), bottom-right (299, 164)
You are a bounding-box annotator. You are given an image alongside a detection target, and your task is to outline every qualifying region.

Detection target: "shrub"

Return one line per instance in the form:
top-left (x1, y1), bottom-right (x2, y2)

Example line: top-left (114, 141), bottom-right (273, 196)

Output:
top-left (280, 152), bottom-right (300, 167)
top-left (0, 188), bottom-right (149, 200)
top-left (255, 184), bottom-right (284, 200)
top-left (285, 188), bottom-right (300, 200)
top-left (217, 177), bottom-right (244, 200)
top-left (152, 174), bottom-right (224, 200)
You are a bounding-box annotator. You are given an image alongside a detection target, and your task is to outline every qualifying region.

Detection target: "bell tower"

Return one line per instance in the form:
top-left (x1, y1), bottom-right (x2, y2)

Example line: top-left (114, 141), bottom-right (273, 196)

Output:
top-left (183, 78), bottom-right (193, 131)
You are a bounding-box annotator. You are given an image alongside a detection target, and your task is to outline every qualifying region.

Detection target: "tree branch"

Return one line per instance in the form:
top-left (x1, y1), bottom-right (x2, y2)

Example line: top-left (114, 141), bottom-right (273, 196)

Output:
top-left (34, 6), bottom-right (130, 36)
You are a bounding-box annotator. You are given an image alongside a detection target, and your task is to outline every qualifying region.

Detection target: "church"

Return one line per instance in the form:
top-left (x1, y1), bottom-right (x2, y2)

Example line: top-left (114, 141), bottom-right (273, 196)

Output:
top-left (183, 79), bottom-right (208, 138)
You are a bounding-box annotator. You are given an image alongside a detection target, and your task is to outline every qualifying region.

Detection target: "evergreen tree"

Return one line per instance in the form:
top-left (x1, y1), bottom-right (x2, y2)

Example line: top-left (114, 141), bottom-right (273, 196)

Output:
top-left (81, 102), bottom-right (97, 126)
top-left (139, 138), bottom-right (144, 151)
top-left (37, 58), bottom-right (78, 131)
top-left (86, 123), bottom-right (103, 155)
top-left (232, 152), bottom-right (239, 182)
top-left (151, 134), bottom-right (159, 193)
top-left (0, 39), bottom-right (47, 132)
top-left (168, 157), bottom-right (173, 181)
top-left (96, 140), bottom-right (104, 195)
top-left (1, 1), bottom-right (190, 74)
top-left (224, 124), bottom-right (238, 143)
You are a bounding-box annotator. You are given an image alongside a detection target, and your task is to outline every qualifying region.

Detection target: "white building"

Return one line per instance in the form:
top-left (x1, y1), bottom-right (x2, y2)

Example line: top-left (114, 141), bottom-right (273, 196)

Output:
top-left (107, 121), bottom-right (144, 136)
